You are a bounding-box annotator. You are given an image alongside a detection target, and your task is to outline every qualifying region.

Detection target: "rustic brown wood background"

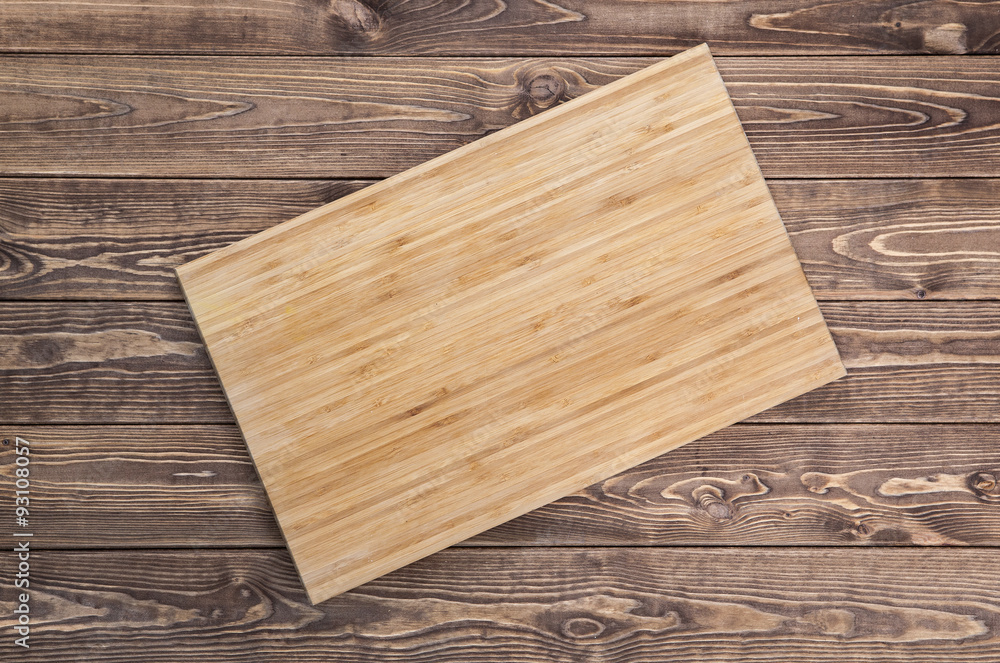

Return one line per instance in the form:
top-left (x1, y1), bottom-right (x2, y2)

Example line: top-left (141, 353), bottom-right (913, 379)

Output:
top-left (2, 1), bottom-right (1000, 660)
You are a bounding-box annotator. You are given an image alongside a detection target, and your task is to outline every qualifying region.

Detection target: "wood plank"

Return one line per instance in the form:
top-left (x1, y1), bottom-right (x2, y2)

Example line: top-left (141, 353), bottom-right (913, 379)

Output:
top-left (0, 179), bottom-right (371, 300)
top-left (0, 303), bottom-right (231, 424)
top-left (2, 0), bottom-right (998, 56)
top-left (5, 178), bottom-right (1000, 301)
top-left (176, 46), bottom-right (844, 602)
top-left (3, 56), bottom-right (1000, 178)
top-left (4, 424), bottom-right (998, 548)
top-left (772, 179), bottom-right (1000, 301)
top-left (0, 425), bottom-right (275, 548)
top-left (1, 302), bottom-right (996, 424)
top-left (756, 301), bottom-right (1000, 423)
top-left (2, 547), bottom-right (999, 661)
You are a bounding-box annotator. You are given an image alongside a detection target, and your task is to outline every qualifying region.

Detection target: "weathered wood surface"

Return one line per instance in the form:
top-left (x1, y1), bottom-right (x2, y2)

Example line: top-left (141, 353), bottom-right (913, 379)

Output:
top-left (3, 56), bottom-right (1000, 178)
top-left (2, 0), bottom-right (998, 55)
top-left (1, 548), bottom-right (999, 662)
top-left (3, 424), bottom-right (998, 548)
top-left (2, 302), bottom-right (995, 424)
top-left (1, 0), bottom-right (996, 650)
top-left (4, 178), bottom-right (1000, 301)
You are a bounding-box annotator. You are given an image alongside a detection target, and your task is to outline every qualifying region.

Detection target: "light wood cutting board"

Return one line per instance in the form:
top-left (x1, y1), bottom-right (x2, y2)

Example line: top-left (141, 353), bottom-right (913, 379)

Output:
top-left (176, 44), bottom-right (845, 604)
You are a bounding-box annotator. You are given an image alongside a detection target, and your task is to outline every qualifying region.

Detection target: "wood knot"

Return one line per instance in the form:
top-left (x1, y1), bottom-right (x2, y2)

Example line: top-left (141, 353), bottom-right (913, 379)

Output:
top-left (970, 472), bottom-right (999, 500)
top-left (510, 69), bottom-right (568, 119)
top-left (702, 497), bottom-right (732, 521)
top-left (326, 0), bottom-right (382, 38)
top-left (972, 472), bottom-right (996, 491)
top-left (527, 73), bottom-right (565, 106)
top-left (561, 616), bottom-right (605, 639)
top-left (628, 472), bottom-right (769, 520)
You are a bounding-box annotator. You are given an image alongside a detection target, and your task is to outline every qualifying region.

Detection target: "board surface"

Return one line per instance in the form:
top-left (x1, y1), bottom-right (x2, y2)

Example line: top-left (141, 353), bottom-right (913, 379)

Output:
top-left (176, 44), bottom-right (845, 604)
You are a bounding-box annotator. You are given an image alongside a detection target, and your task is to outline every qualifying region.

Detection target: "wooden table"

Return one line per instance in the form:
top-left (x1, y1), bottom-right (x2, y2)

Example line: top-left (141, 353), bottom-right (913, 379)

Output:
top-left (2, 2), bottom-right (999, 660)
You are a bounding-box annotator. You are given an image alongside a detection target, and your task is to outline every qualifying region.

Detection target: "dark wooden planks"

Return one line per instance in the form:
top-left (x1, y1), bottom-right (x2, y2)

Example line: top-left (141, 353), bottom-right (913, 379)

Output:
top-left (3, 424), bottom-right (998, 548)
top-left (4, 178), bottom-right (1000, 301)
top-left (3, 547), bottom-right (1000, 662)
top-left (3, 56), bottom-right (1000, 178)
top-left (1, 302), bottom-right (997, 424)
top-left (0, 1), bottom-right (993, 658)
top-left (2, 0), bottom-right (999, 56)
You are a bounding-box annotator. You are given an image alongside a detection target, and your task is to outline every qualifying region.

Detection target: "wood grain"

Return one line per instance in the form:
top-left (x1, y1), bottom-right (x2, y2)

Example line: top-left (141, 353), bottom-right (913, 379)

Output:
top-left (772, 179), bottom-right (1000, 300)
top-left (0, 425), bottom-right (274, 548)
top-left (4, 424), bottom-right (998, 548)
top-left (0, 178), bottom-right (370, 300)
top-left (0, 303), bottom-right (230, 424)
top-left (5, 178), bottom-right (1000, 301)
top-left (757, 301), bottom-right (1000, 423)
top-left (1, 302), bottom-right (995, 424)
top-left (0, 0), bottom-right (994, 656)
top-left (1, 547), bottom-right (999, 662)
top-left (176, 45), bottom-right (844, 602)
top-left (2, 0), bottom-right (998, 55)
top-left (478, 423), bottom-right (1000, 546)
top-left (3, 56), bottom-right (1000, 178)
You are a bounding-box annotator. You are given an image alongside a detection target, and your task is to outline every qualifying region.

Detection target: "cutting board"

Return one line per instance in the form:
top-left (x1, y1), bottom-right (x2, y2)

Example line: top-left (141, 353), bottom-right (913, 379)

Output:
top-left (177, 44), bottom-right (845, 604)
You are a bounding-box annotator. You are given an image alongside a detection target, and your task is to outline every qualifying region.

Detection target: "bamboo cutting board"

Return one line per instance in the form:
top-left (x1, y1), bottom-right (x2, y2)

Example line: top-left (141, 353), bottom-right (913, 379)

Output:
top-left (177, 44), bottom-right (845, 604)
